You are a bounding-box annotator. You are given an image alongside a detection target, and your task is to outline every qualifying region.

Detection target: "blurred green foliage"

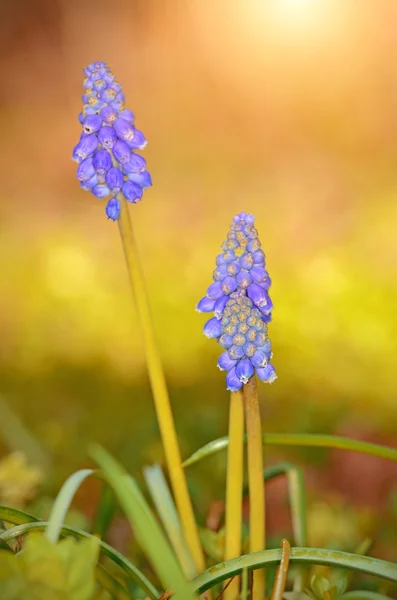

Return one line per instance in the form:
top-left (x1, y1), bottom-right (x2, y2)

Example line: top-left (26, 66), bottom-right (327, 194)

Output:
top-left (0, 534), bottom-right (98, 600)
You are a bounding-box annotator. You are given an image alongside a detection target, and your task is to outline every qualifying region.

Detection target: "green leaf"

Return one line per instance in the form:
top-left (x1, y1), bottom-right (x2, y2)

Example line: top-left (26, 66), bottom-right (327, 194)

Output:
top-left (0, 518), bottom-right (159, 599)
top-left (92, 484), bottom-right (116, 540)
top-left (143, 464), bottom-right (196, 579)
top-left (199, 527), bottom-right (225, 562)
top-left (340, 593), bottom-right (394, 600)
top-left (46, 469), bottom-right (97, 544)
top-left (310, 575), bottom-right (333, 599)
top-left (283, 594), bottom-right (312, 600)
top-left (193, 548), bottom-right (397, 594)
top-left (0, 505), bottom-right (40, 525)
top-left (90, 445), bottom-right (195, 600)
top-left (183, 433), bottom-right (397, 468)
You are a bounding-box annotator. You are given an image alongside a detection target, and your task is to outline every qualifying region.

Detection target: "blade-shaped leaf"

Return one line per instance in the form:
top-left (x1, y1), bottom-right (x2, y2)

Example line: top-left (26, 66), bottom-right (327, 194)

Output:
top-left (46, 469), bottom-right (97, 544)
top-left (90, 445), bottom-right (196, 600)
top-left (193, 548), bottom-right (397, 594)
top-left (143, 464), bottom-right (196, 579)
top-left (183, 434), bottom-right (397, 468)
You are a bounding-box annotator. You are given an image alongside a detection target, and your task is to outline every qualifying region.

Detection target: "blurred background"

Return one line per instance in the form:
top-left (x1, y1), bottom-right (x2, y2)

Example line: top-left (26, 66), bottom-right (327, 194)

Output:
top-left (0, 0), bottom-right (397, 563)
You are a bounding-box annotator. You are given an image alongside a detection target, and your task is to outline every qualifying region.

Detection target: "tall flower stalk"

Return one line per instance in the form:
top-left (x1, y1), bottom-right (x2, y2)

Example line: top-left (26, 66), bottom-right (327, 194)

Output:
top-left (73, 62), bottom-right (205, 575)
top-left (243, 374), bottom-right (266, 600)
top-left (198, 212), bottom-right (277, 600)
top-left (223, 389), bottom-right (244, 600)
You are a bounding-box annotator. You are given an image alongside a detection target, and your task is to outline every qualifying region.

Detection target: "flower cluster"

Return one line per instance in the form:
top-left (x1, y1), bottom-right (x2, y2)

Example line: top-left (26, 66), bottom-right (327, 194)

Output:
top-left (197, 212), bottom-right (276, 390)
top-left (72, 62), bottom-right (152, 221)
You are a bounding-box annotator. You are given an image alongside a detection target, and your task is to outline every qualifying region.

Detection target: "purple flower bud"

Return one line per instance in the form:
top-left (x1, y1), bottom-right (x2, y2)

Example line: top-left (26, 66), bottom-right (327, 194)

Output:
top-left (257, 293), bottom-right (273, 314)
top-left (104, 71), bottom-right (115, 84)
top-left (214, 295), bottom-right (229, 319)
top-left (83, 105), bottom-right (99, 116)
top-left (253, 250), bottom-right (265, 265)
top-left (105, 197), bottom-right (120, 220)
top-left (83, 114), bottom-right (102, 134)
top-left (251, 350), bottom-right (268, 368)
top-left (89, 98), bottom-right (105, 113)
top-left (93, 78), bottom-right (107, 92)
top-left (114, 117), bottom-right (135, 142)
top-left (77, 157), bottom-right (95, 182)
top-left (219, 334), bottom-right (234, 349)
top-left (228, 345), bottom-right (245, 360)
top-left (258, 311), bottom-right (272, 323)
top-left (93, 149), bottom-right (112, 175)
top-left (243, 342), bottom-right (256, 357)
top-left (226, 367), bottom-right (243, 392)
top-left (245, 214), bottom-right (255, 224)
top-left (223, 251), bottom-right (235, 264)
top-left (221, 276), bottom-right (238, 295)
top-left (256, 332), bottom-right (268, 346)
top-left (72, 134), bottom-right (98, 161)
top-left (203, 317), bottom-right (222, 339)
top-left (92, 184), bottom-right (110, 199)
top-left (235, 358), bottom-right (254, 384)
top-left (236, 270), bottom-right (252, 288)
top-left (207, 281), bottom-right (224, 300)
top-left (247, 239), bottom-right (261, 253)
top-left (213, 265), bottom-right (228, 281)
top-left (250, 266), bottom-right (269, 284)
top-left (127, 171), bottom-right (152, 188)
top-left (122, 181), bottom-right (143, 203)
top-left (120, 109), bottom-right (135, 123)
top-left (80, 174), bottom-right (98, 190)
top-left (113, 139), bottom-right (131, 164)
top-left (256, 363), bottom-right (277, 384)
top-left (78, 112), bottom-right (84, 124)
top-left (100, 106), bottom-right (118, 124)
top-left (258, 277), bottom-right (271, 291)
top-left (98, 126), bottom-right (117, 149)
top-left (111, 97), bottom-right (125, 112)
top-left (258, 340), bottom-right (272, 355)
top-left (216, 254), bottom-right (225, 266)
top-left (127, 129), bottom-right (147, 150)
top-left (227, 261), bottom-right (240, 276)
top-left (196, 296), bottom-right (216, 312)
top-left (241, 253), bottom-right (254, 270)
top-left (101, 86), bottom-right (118, 103)
top-left (106, 167), bottom-right (124, 191)
top-left (123, 153), bottom-right (147, 173)
top-left (247, 283), bottom-right (269, 308)
top-left (217, 352), bottom-right (238, 371)
top-left (82, 91), bottom-right (95, 104)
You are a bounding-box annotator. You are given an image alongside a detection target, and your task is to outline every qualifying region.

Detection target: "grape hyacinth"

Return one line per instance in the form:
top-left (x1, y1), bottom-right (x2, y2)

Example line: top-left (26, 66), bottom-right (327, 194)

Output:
top-left (73, 62), bottom-right (152, 220)
top-left (198, 213), bottom-right (277, 390)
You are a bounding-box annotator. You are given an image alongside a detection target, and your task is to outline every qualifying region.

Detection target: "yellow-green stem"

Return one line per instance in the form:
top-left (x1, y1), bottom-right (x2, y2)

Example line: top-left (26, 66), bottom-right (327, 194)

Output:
top-left (270, 540), bottom-right (291, 600)
top-left (243, 376), bottom-right (265, 600)
top-left (224, 390), bottom-right (245, 600)
top-left (117, 198), bottom-right (205, 574)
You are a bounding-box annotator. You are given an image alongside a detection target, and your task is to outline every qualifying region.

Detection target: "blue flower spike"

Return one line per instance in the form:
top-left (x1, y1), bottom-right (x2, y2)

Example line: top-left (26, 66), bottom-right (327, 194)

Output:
top-left (74, 62), bottom-right (152, 220)
top-left (198, 213), bottom-right (277, 390)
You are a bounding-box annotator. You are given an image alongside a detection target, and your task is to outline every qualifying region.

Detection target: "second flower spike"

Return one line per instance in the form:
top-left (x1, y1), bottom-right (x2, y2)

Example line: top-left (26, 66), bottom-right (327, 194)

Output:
top-left (198, 212), bottom-right (277, 389)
